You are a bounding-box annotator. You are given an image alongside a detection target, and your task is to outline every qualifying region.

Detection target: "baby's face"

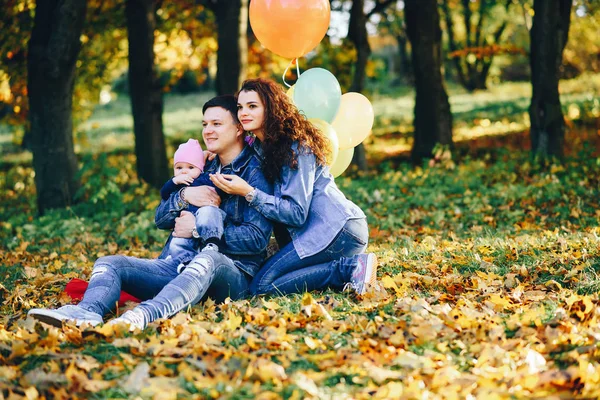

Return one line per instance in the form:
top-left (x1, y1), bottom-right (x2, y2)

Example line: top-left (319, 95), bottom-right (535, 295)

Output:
top-left (174, 162), bottom-right (201, 179)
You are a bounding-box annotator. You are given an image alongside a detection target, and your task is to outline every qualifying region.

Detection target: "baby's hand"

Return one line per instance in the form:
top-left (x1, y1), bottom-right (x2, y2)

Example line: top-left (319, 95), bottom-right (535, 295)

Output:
top-left (173, 175), bottom-right (194, 185)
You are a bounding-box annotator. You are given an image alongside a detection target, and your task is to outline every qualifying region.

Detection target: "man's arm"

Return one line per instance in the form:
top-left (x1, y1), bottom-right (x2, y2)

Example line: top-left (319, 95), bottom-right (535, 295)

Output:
top-left (155, 189), bottom-right (188, 230)
top-left (223, 169), bottom-right (274, 255)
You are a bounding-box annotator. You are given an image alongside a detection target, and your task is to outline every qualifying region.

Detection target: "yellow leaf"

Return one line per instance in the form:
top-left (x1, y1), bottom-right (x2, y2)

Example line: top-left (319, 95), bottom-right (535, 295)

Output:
top-left (225, 309), bottom-right (242, 331)
top-left (261, 299), bottom-right (281, 310)
top-left (381, 275), bottom-right (400, 293)
top-left (304, 336), bottom-right (318, 350)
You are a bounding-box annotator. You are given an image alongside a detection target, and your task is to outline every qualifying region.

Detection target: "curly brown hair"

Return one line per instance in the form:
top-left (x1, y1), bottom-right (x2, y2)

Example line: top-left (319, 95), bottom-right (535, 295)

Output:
top-left (238, 78), bottom-right (331, 183)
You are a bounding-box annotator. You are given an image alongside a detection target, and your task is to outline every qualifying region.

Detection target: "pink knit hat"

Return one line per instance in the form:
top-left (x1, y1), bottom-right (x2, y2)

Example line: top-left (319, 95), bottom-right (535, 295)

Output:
top-left (173, 139), bottom-right (205, 170)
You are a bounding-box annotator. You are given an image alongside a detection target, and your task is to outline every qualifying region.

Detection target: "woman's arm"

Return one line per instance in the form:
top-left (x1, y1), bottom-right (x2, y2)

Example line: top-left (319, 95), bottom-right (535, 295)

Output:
top-left (221, 170), bottom-right (274, 254)
top-left (211, 152), bottom-right (316, 227)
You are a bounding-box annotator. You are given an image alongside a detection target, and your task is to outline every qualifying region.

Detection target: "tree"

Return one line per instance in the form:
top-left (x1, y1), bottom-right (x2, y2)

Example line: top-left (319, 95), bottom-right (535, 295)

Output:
top-left (404, 0), bottom-right (453, 163)
top-left (375, 1), bottom-right (412, 84)
top-left (27, 0), bottom-right (87, 214)
top-left (529, 0), bottom-right (573, 159)
top-left (126, 0), bottom-right (169, 188)
top-left (344, 0), bottom-right (396, 171)
top-left (346, 0), bottom-right (371, 171)
top-left (202, 0), bottom-right (248, 95)
top-left (440, 0), bottom-right (515, 92)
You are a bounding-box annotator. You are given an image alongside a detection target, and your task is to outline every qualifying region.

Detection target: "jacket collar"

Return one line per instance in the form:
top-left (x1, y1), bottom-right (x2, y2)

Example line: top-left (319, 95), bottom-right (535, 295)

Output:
top-left (251, 139), bottom-right (264, 160)
top-left (208, 145), bottom-right (254, 174)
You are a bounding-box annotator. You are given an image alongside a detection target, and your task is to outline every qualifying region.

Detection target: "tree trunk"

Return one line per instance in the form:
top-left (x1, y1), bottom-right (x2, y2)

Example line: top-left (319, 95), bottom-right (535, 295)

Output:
top-left (27, 0), bottom-right (86, 215)
top-left (405, 0), bottom-right (453, 163)
top-left (396, 32), bottom-right (412, 83)
top-left (529, 0), bottom-right (572, 160)
top-left (347, 0), bottom-right (371, 171)
top-left (126, 0), bottom-right (169, 188)
top-left (213, 0), bottom-right (248, 95)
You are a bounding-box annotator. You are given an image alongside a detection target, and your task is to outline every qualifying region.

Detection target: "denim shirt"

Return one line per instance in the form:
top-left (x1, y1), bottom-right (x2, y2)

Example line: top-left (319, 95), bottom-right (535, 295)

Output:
top-left (155, 146), bottom-right (274, 277)
top-left (249, 140), bottom-right (366, 259)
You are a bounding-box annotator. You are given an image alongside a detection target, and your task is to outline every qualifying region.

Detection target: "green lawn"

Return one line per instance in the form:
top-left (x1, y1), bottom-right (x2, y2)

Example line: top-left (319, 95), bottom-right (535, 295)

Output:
top-left (1, 77), bottom-right (600, 398)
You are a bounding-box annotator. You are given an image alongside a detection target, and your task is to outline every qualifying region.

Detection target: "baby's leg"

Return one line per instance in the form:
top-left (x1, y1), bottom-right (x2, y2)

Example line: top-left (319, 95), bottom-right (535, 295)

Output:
top-left (167, 236), bottom-right (197, 258)
top-left (194, 206), bottom-right (227, 251)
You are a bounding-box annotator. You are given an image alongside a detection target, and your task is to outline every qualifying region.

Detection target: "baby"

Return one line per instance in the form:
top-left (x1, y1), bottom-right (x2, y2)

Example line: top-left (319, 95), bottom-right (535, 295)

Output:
top-left (160, 139), bottom-right (225, 259)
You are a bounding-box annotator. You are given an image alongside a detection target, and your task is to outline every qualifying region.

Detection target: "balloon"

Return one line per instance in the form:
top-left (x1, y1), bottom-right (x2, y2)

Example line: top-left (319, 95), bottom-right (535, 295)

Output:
top-left (294, 68), bottom-right (341, 123)
top-left (309, 118), bottom-right (339, 166)
top-left (249, 0), bottom-right (331, 59)
top-left (331, 92), bottom-right (375, 150)
top-left (330, 147), bottom-right (354, 178)
top-left (286, 85), bottom-right (295, 100)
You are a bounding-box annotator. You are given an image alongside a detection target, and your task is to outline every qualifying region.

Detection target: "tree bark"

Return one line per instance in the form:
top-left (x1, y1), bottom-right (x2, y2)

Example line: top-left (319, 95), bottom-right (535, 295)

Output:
top-left (126, 0), bottom-right (169, 188)
top-left (27, 0), bottom-right (86, 214)
top-left (529, 0), bottom-right (572, 160)
top-left (396, 32), bottom-right (412, 83)
top-left (212, 0), bottom-right (248, 95)
top-left (405, 0), bottom-right (453, 163)
top-left (347, 0), bottom-right (371, 171)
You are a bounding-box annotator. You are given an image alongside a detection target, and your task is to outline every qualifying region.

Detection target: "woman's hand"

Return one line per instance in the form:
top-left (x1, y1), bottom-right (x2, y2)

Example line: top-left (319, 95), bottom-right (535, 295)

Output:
top-left (210, 173), bottom-right (254, 196)
top-left (173, 211), bottom-right (195, 238)
top-left (204, 150), bottom-right (217, 162)
top-left (184, 186), bottom-right (221, 207)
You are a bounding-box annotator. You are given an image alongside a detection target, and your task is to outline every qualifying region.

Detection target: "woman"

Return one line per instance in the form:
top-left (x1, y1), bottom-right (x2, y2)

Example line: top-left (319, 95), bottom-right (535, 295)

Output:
top-left (210, 78), bottom-right (377, 296)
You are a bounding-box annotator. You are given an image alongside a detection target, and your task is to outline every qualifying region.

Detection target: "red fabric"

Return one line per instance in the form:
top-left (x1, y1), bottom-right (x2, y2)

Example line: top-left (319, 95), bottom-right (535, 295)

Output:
top-left (64, 278), bottom-right (141, 306)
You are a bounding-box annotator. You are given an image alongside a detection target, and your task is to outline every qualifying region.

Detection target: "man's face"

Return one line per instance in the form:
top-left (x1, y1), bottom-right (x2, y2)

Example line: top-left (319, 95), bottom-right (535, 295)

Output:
top-left (202, 107), bottom-right (242, 155)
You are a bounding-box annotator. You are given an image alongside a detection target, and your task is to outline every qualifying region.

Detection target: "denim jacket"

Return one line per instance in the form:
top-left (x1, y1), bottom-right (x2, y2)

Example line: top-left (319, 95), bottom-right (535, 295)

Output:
top-left (155, 146), bottom-right (274, 277)
top-left (249, 140), bottom-right (366, 259)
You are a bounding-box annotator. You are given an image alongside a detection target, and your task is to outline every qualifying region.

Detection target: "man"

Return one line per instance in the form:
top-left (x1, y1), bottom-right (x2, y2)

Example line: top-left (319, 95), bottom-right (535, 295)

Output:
top-left (28, 95), bottom-right (273, 330)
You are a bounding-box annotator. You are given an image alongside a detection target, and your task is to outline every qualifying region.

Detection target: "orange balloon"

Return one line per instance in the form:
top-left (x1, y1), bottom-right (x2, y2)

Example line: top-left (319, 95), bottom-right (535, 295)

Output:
top-left (249, 0), bottom-right (331, 59)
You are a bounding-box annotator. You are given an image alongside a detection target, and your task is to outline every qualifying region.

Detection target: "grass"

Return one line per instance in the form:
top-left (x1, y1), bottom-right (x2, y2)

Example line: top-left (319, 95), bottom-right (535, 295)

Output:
top-left (1, 76), bottom-right (600, 398)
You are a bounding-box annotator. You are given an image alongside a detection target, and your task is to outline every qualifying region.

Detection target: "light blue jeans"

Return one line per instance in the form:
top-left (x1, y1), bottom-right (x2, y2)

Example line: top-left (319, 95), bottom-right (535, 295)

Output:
top-left (77, 250), bottom-right (250, 323)
top-left (165, 205), bottom-right (226, 257)
top-left (250, 218), bottom-right (369, 295)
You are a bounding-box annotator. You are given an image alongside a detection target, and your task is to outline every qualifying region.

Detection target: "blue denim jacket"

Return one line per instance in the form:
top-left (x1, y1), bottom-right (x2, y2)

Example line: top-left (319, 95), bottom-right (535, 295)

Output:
top-left (155, 146), bottom-right (274, 277)
top-left (249, 140), bottom-right (366, 259)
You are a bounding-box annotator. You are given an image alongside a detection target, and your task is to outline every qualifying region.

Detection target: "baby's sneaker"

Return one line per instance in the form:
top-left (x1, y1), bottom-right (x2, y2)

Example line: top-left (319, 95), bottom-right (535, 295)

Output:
top-left (107, 309), bottom-right (146, 331)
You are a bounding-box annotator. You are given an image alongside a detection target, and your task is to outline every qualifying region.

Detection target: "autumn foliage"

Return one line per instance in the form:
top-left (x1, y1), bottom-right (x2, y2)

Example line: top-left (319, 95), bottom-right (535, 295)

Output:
top-left (1, 124), bottom-right (600, 398)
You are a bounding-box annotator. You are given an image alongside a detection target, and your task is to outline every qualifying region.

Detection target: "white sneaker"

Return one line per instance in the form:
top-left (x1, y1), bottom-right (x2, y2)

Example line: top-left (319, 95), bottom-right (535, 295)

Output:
top-left (107, 309), bottom-right (146, 331)
top-left (348, 253), bottom-right (378, 295)
top-left (202, 243), bottom-right (219, 252)
top-left (28, 305), bottom-right (103, 328)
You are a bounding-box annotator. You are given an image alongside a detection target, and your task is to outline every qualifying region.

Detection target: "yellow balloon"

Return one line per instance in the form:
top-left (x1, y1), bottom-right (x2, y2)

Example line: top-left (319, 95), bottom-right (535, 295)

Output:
top-left (331, 92), bottom-right (374, 150)
top-left (286, 85), bottom-right (295, 100)
top-left (330, 147), bottom-right (354, 178)
top-left (308, 118), bottom-right (338, 166)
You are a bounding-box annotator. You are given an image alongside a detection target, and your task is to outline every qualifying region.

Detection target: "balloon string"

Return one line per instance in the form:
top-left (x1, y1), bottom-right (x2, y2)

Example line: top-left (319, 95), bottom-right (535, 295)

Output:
top-left (282, 58), bottom-right (300, 88)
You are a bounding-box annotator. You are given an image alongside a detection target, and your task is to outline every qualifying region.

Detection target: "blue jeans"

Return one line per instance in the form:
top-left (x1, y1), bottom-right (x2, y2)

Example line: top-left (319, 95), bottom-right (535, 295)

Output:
top-left (250, 218), bottom-right (368, 295)
top-left (165, 206), bottom-right (226, 257)
top-left (77, 250), bottom-right (250, 323)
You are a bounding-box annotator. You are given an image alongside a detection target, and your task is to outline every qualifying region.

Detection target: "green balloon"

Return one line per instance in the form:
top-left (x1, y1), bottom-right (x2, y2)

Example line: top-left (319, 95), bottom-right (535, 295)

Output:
top-left (293, 68), bottom-right (341, 123)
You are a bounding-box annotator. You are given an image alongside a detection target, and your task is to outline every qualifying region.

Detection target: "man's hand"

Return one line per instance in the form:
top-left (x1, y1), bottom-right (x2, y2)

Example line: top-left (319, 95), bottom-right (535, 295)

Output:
top-left (210, 173), bottom-right (253, 196)
top-left (185, 186), bottom-right (221, 207)
top-left (173, 211), bottom-right (195, 238)
top-left (173, 175), bottom-right (194, 185)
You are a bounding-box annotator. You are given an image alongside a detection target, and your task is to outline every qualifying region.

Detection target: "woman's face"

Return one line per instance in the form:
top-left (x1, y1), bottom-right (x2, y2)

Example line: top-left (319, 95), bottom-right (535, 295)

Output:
top-left (237, 90), bottom-right (265, 139)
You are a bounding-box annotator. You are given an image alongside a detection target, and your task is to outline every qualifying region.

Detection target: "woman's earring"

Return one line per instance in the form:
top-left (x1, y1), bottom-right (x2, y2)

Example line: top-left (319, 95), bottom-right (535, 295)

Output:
top-left (244, 132), bottom-right (256, 146)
